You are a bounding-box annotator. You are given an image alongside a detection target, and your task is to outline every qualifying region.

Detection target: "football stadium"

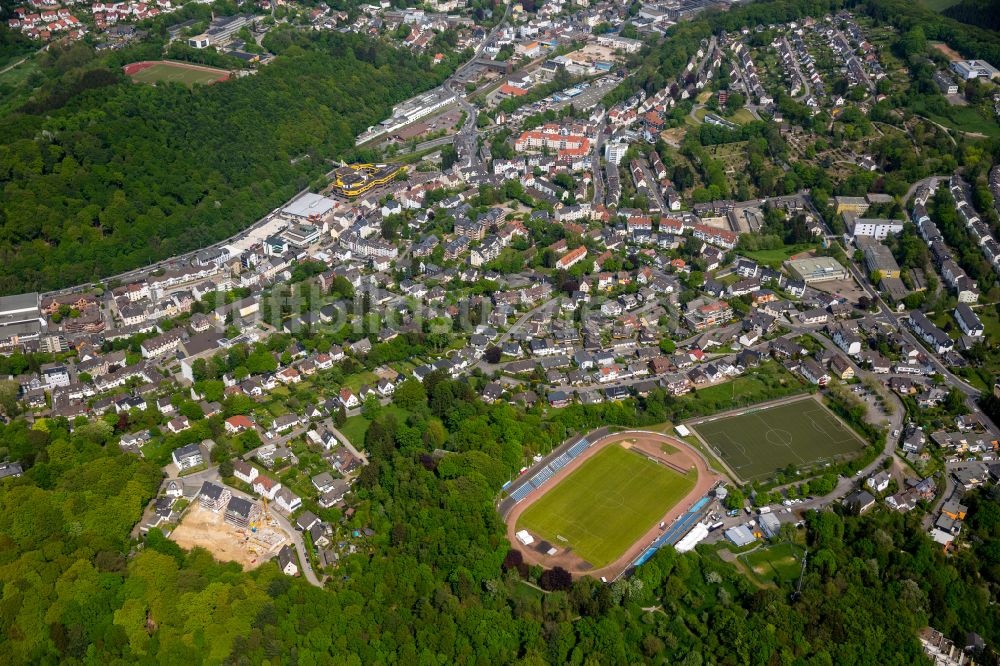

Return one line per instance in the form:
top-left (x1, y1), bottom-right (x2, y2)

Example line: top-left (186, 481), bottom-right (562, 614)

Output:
top-left (503, 430), bottom-right (717, 577)
top-left (124, 61), bottom-right (230, 87)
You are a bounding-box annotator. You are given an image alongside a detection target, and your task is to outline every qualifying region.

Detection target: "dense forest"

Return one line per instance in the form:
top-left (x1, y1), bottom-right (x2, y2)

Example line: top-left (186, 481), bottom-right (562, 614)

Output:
top-left (3, 372), bottom-right (1000, 663)
top-left (942, 0), bottom-right (1000, 32)
top-left (0, 30), bottom-right (450, 294)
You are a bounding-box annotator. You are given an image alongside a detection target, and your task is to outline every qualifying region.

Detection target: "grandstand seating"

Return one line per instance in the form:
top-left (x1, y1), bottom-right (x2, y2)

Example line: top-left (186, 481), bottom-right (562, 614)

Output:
top-left (548, 452), bottom-right (572, 472)
top-left (508, 435), bottom-right (599, 503)
top-left (567, 437), bottom-right (590, 457)
top-left (509, 484), bottom-right (533, 502)
top-left (530, 467), bottom-right (554, 487)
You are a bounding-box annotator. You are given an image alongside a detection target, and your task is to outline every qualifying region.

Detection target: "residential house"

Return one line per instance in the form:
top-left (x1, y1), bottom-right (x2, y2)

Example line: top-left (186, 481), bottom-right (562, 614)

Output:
top-left (224, 496), bottom-right (260, 529)
top-left (171, 442), bottom-right (202, 470)
top-left (252, 475), bottom-right (282, 500)
top-left (233, 460), bottom-right (259, 484)
top-left (198, 481), bottom-right (232, 512)
top-left (277, 545), bottom-right (299, 576)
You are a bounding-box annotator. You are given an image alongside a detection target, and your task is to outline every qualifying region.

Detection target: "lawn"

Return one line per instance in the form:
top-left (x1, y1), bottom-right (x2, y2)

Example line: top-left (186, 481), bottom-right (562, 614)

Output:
top-left (692, 397), bottom-right (867, 483)
top-left (339, 415), bottom-right (370, 448)
top-left (0, 57), bottom-right (41, 115)
top-left (343, 371), bottom-right (379, 393)
top-left (675, 361), bottom-right (808, 415)
top-left (517, 444), bottom-right (696, 568)
top-left (741, 543), bottom-right (804, 586)
top-left (728, 108), bottom-right (756, 125)
top-left (339, 405), bottom-right (411, 448)
top-left (743, 243), bottom-right (818, 268)
top-left (912, 100), bottom-right (1000, 139)
top-left (977, 305), bottom-right (1000, 342)
top-left (129, 61), bottom-right (229, 87)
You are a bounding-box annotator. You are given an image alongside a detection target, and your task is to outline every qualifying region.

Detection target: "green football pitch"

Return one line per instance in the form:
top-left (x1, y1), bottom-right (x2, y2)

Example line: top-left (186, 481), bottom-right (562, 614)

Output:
top-left (517, 444), bottom-right (696, 568)
top-left (692, 398), bottom-right (866, 483)
top-left (130, 62), bottom-right (228, 87)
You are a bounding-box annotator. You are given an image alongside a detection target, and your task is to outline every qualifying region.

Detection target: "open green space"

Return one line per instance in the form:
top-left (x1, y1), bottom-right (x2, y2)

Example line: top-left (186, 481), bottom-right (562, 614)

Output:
top-left (340, 415), bottom-right (370, 447)
top-left (728, 108), bottom-right (756, 125)
top-left (0, 56), bottom-right (41, 115)
top-left (517, 444), bottom-right (696, 568)
top-left (675, 361), bottom-right (808, 414)
top-left (742, 243), bottom-right (818, 268)
top-left (741, 543), bottom-right (805, 586)
top-left (692, 398), bottom-right (866, 483)
top-left (339, 405), bottom-right (411, 447)
top-left (912, 102), bottom-right (1000, 139)
top-left (129, 61), bottom-right (229, 87)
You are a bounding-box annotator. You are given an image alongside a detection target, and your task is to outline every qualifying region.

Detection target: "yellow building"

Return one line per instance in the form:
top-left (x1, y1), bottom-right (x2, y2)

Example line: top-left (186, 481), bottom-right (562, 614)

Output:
top-left (329, 163), bottom-right (405, 198)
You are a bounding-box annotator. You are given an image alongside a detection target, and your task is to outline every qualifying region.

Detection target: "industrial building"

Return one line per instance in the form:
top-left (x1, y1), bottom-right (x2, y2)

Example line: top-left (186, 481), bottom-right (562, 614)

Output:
top-left (725, 524), bottom-right (757, 547)
top-left (758, 512), bottom-right (782, 539)
top-left (355, 88), bottom-right (456, 145)
top-left (786, 256), bottom-right (848, 283)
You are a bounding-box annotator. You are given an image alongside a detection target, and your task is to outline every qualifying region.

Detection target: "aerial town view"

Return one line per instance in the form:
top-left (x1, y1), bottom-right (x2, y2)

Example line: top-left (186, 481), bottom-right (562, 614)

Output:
top-left (1, 0), bottom-right (1000, 660)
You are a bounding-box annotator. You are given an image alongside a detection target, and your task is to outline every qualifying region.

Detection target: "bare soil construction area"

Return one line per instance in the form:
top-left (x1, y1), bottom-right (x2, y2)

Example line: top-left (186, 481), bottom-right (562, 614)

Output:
top-left (170, 504), bottom-right (289, 570)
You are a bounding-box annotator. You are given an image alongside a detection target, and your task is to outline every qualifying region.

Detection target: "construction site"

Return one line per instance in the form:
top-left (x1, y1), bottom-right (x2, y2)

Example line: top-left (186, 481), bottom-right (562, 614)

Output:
top-left (328, 163), bottom-right (405, 199)
top-left (170, 498), bottom-right (290, 569)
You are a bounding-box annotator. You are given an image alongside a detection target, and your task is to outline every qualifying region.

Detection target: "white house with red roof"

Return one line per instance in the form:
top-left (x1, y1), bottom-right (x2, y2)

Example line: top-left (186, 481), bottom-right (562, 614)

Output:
top-left (225, 415), bottom-right (255, 435)
top-left (339, 387), bottom-right (359, 409)
top-left (252, 475), bottom-right (282, 500)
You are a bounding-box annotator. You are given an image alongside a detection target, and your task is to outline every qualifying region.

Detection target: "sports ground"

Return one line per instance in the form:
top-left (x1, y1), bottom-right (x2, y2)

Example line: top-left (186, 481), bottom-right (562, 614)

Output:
top-left (124, 61), bottom-right (230, 87)
top-left (690, 396), bottom-right (866, 483)
top-left (515, 439), bottom-right (697, 569)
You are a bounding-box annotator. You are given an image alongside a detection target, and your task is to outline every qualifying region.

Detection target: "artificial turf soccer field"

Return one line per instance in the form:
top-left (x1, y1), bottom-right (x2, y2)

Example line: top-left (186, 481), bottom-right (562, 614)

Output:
top-left (691, 398), bottom-right (867, 482)
top-left (129, 62), bottom-right (228, 87)
top-left (516, 444), bottom-right (696, 568)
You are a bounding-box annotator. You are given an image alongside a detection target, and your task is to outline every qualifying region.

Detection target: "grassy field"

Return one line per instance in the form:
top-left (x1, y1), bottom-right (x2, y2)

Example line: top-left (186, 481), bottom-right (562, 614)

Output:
top-left (675, 361), bottom-right (808, 414)
top-left (729, 108), bottom-right (756, 125)
top-left (743, 243), bottom-right (818, 267)
top-left (129, 62), bottom-right (229, 87)
top-left (912, 101), bottom-right (1000, 139)
top-left (339, 405), bottom-right (410, 447)
top-left (692, 398), bottom-right (866, 482)
top-left (340, 415), bottom-right (369, 447)
top-left (0, 56), bottom-right (41, 115)
top-left (741, 543), bottom-right (804, 586)
top-left (517, 444), bottom-right (696, 568)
